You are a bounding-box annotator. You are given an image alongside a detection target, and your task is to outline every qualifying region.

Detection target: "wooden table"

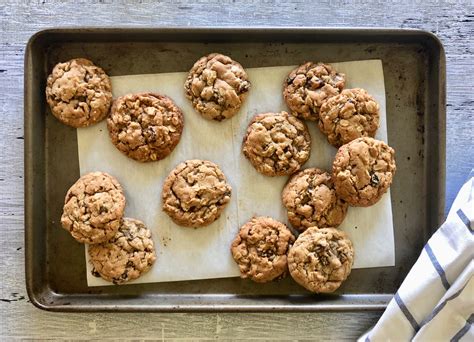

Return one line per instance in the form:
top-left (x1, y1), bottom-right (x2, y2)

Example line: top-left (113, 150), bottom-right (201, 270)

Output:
top-left (1, 1), bottom-right (473, 339)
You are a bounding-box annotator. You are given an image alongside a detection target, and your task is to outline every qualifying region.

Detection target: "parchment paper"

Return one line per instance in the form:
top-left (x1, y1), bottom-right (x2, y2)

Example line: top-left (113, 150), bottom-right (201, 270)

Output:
top-left (78, 60), bottom-right (395, 286)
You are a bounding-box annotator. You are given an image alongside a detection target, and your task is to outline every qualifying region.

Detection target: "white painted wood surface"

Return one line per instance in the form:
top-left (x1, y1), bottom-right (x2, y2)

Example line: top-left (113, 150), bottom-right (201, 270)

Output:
top-left (1, 0), bottom-right (473, 339)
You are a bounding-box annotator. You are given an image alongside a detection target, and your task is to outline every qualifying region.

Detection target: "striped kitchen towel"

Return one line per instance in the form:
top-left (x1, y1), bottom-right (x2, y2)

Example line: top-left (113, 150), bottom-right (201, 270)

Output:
top-left (360, 171), bottom-right (474, 342)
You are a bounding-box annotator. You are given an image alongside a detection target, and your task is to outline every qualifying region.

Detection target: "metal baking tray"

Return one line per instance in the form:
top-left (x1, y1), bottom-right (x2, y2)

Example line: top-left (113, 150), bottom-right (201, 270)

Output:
top-left (25, 28), bottom-right (446, 312)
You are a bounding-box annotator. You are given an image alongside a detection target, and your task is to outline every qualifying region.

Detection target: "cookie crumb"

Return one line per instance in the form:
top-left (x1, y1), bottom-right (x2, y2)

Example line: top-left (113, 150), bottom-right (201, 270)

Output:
top-left (91, 268), bottom-right (101, 278)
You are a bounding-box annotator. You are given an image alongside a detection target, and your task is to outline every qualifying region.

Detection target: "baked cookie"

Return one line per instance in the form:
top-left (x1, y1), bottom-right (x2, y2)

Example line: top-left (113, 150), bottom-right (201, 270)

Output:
top-left (283, 62), bottom-right (345, 121)
top-left (61, 172), bottom-right (126, 244)
top-left (89, 217), bottom-right (156, 284)
top-left (230, 217), bottom-right (295, 283)
top-left (288, 227), bottom-right (354, 293)
top-left (45, 58), bottom-right (112, 128)
top-left (319, 88), bottom-right (380, 147)
top-left (242, 112), bottom-right (311, 177)
top-left (332, 137), bottom-right (396, 207)
top-left (107, 93), bottom-right (184, 162)
top-left (162, 160), bottom-right (232, 227)
top-left (282, 168), bottom-right (348, 232)
top-left (184, 53), bottom-right (250, 121)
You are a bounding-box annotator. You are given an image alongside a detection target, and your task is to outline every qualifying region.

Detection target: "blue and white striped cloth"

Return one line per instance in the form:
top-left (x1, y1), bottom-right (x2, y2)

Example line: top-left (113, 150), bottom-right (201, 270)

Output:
top-left (360, 171), bottom-right (474, 342)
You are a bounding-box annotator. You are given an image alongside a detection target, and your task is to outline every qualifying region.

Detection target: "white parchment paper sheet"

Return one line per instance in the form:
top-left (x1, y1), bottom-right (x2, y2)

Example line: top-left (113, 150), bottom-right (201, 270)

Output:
top-left (78, 60), bottom-right (395, 286)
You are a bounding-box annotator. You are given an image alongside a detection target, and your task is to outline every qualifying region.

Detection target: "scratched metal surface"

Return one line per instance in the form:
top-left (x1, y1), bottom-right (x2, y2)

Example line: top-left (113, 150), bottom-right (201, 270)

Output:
top-left (1, 0), bottom-right (473, 339)
top-left (25, 28), bottom-right (444, 312)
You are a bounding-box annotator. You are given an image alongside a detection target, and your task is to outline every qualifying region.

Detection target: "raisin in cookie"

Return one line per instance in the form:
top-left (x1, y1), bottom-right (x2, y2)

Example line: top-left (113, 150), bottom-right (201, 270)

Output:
top-left (162, 160), bottom-right (232, 227)
top-left (46, 58), bottom-right (112, 128)
top-left (282, 168), bottom-right (348, 232)
top-left (184, 53), bottom-right (250, 121)
top-left (89, 217), bottom-right (156, 284)
top-left (107, 93), bottom-right (184, 162)
top-left (319, 88), bottom-right (380, 147)
top-left (61, 172), bottom-right (126, 244)
top-left (242, 112), bottom-right (311, 177)
top-left (288, 227), bottom-right (354, 293)
top-left (231, 217), bottom-right (295, 283)
top-left (332, 137), bottom-right (396, 207)
top-left (283, 62), bottom-right (345, 121)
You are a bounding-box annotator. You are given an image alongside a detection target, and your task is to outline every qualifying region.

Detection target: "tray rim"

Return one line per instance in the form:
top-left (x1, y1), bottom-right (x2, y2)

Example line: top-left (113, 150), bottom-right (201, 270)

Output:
top-left (25, 25), bottom-right (447, 41)
top-left (24, 26), bottom-right (446, 312)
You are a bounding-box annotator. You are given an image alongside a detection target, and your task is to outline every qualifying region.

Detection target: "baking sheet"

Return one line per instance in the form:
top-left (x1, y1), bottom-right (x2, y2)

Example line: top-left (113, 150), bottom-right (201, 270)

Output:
top-left (77, 59), bottom-right (395, 286)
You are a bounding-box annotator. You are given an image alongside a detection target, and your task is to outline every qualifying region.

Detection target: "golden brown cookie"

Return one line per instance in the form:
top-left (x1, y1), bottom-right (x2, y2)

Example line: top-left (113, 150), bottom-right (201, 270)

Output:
top-left (242, 112), bottom-right (311, 177)
top-left (107, 93), bottom-right (184, 162)
top-left (332, 137), bottom-right (396, 207)
top-left (184, 53), bottom-right (250, 121)
top-left (89, 217), bottom-right (156, 284)
top-left (282, 168), bottom-right (348, 232)
top-left (288, 227), bottom-right (354, 293)
top-left (61, 172), bottom-right (126, 244)
top-left (162, 160), bottom-right (232, 227)
top-left (319, 88), bottom-right (380, 147)
top-left (283, 62), bottom-right (345, 121)
top-left (230, 217), bottom-right (295, 283)
top-left (45, 58), bottom-right (112, 128)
